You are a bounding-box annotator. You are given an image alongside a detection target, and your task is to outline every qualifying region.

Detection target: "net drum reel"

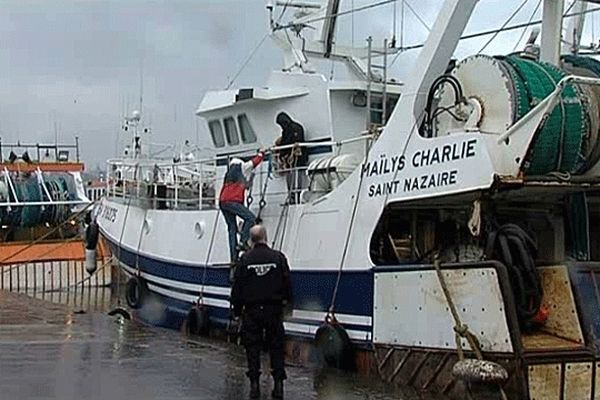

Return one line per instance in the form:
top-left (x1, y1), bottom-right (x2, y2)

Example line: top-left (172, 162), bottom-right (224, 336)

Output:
top-left (433, 54), bottom-right (600, 176)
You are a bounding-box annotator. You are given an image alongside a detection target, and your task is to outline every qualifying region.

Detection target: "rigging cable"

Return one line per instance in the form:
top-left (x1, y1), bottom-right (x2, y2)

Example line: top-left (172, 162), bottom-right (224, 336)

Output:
top-left (225, 33), bottom-right (269, 90)
top-left (392, 0), bottom-right (397, 45)
top-left (404, 0), bottom-right (430, 32)
top-left (351, 0), bottom-right (355, 49)
top-left (277, 0), bottom-right (291, 25)
top-left (478, 0), bottom-right (530, 55)
top-left (274, 0), bottom-right (398, 31)
top-left (512, 0), bottom-right (542, 52)
top-left (398, 7), bottom-right (600, 52)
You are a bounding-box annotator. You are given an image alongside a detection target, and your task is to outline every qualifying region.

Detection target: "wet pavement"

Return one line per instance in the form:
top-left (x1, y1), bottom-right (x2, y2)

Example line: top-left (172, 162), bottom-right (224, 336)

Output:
top-left (0, 290), bottom-right (418, 400)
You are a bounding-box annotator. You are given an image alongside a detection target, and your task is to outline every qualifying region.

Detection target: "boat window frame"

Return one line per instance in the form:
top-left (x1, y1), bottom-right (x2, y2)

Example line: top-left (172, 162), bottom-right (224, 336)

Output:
top-left (208, 119), bottom-right (226, 148)
top-left (237, 113), bottom-right (257, 144)
top-left (223, 116), bottom-right (240, 146)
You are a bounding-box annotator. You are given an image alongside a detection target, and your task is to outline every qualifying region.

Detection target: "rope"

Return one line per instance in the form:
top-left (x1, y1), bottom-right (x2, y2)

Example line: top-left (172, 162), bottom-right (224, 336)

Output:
top-left (327, 152), bottom-right (367, 315)
top-left (404, 0), bottom-right (430, 32)
top-left (115, 165), bottom-right (137, 306)
top-left (512, 0), bottom-right (542, 53)
top-left (274, 0), bottom-right (397, 31)
top-left (199, 210), bottom-right (221, 305)
top-left (58, 256), bottom-right (114, 291)
top-left (433, 255), bottom-right (509, 400)
top-left (255, 157), bottom-right (273, 223)
top-left (433, 255), bottom-right (483, 360)
top-left (397, 8), bottom-right (600, 53)
top-left (134, 208), bottom-right (149, 275)
top-left (478, 0), bottom-right (530, 55)
top-left (225, 33), bottom-right (269, 90)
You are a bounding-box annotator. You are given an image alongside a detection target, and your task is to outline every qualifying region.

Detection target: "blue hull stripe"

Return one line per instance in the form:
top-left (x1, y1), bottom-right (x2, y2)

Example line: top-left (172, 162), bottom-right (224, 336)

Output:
top-left (106, 238), bottom-right (374, 317)
top-left (107, 237), bottom-right (374, 340)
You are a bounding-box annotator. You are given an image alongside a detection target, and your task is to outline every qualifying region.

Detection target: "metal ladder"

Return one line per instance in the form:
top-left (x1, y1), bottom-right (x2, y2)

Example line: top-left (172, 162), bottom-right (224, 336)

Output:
top-left (366, 37), bottom-right (389, 130)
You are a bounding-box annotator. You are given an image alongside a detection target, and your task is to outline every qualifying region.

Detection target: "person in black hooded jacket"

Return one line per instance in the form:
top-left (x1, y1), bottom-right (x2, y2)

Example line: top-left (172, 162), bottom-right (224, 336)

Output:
top-left (275, 112), bottom-right (308, 204)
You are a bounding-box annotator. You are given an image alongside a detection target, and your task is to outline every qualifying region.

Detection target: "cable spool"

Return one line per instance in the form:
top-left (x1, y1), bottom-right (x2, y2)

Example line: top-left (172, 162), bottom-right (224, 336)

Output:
top-left (314, 315), bottom-right (354, 370)
top-left (125, 275), bottom-right (148, 309)
top-left (562, 55), bottom-right (600, 172)
top-left (186, 304), bottom-right (210, 336)
top-left (435, 54), bottom-right (588, 175)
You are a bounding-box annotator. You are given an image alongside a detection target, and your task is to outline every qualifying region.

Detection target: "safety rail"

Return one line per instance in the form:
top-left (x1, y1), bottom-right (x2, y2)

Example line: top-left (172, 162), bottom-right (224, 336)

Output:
top-left (105, 133), bottom-right (376, 211)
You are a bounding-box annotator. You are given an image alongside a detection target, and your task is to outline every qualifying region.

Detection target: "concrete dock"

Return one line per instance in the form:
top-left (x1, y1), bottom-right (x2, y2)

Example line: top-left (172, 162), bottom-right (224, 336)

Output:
top-left (0, 290), bottom-right (407, 400)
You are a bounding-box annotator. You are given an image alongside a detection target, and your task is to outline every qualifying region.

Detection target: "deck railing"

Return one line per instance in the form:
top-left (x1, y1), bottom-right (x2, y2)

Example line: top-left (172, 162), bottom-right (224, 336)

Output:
top-left (105, 133), bottom-right (376, 211)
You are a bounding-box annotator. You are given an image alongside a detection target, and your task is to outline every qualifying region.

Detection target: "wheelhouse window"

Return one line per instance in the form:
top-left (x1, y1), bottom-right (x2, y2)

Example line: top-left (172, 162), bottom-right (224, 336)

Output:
top-left (224, 117), bottom-right (240, 145)
top-left (238, 114), bottom-right (257, 143)
top-left (208, 120), bottom-right (225, 148)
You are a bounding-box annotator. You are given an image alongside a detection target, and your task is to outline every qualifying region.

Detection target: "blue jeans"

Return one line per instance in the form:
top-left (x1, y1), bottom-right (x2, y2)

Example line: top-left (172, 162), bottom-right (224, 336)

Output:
top-left (219, 201), bottom-right (256, 261)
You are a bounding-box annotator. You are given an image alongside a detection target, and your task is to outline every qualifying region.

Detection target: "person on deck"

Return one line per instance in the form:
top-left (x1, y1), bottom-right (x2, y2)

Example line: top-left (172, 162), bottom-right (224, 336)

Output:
top-left (219, 151), bottom-right (265, 261)
top-left (231, 225), bottom-right (294, 399)
top-left (274, 112), bottom-right (308, 204)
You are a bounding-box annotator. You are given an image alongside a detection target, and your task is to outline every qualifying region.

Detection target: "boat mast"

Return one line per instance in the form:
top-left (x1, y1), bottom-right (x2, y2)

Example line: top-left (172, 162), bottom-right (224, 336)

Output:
top-left (562, 0), bottom-right (588, 54)
top-left (321, 0), bottom-right (341, 57)
top-left (540, 0), bottom-right (565, 64)
top-left (268, 0), bottom-right (397, 80)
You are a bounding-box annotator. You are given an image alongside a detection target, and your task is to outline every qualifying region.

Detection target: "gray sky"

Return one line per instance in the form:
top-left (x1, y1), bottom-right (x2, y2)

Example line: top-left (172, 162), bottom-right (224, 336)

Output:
top-left (0, 0), bottom-right (597, 170)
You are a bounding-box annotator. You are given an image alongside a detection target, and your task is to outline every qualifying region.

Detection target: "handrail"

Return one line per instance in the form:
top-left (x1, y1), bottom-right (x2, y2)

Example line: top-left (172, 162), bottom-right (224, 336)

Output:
top-left (106, 131), bottom-right (376, 169)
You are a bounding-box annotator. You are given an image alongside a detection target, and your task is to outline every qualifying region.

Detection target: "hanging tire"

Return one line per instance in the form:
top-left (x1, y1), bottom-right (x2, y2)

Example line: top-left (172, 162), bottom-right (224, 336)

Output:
top-left (186, 305), bottom-right (210, 336)
top-left (125, 276), bottom-right (147, 309)
top-left (314, 318), bottom-right (354, 371)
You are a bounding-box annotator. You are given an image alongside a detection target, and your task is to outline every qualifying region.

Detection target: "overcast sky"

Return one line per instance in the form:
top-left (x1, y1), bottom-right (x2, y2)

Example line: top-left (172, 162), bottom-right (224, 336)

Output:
top-left (0, 0), bottom-right (596, 170)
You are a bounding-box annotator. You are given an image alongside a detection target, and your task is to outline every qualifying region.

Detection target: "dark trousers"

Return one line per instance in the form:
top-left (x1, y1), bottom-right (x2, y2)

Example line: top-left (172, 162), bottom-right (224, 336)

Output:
top-left (219, 201), bottom-right (256, 261)
top-left (242, 304), bottom-right (286, 381)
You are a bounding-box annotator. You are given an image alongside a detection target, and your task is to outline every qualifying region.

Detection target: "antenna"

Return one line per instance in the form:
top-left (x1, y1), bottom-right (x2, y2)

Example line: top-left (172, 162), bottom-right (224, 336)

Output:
top-left (139, 57), bottom-right (144, 114)
top-left (54, 118), bottom-right (58, 145)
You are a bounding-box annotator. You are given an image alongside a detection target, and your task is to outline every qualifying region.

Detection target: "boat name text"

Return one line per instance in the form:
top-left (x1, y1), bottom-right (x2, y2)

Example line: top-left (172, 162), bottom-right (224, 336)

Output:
top-left (98, 204), bottom-right (118, 223)
top-left (362, 139), bottom-right (477, 197)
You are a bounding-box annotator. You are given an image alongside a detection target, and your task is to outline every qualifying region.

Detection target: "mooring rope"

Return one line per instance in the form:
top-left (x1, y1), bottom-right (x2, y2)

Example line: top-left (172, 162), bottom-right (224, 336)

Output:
top-left (433, 254), bottom-right (509, 400)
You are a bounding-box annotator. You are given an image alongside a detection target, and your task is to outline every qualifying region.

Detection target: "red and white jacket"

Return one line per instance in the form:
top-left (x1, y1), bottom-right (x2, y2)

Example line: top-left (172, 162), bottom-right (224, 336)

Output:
top-left (219, 153), bottom-right (264, 204)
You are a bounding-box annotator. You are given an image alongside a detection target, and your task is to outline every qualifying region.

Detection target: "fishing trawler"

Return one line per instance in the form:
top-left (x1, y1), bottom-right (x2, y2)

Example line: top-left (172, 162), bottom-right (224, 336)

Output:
top-left (0, 138), bottom-right (111, 292)
top-left (97, 1), bottom-right (600, 398)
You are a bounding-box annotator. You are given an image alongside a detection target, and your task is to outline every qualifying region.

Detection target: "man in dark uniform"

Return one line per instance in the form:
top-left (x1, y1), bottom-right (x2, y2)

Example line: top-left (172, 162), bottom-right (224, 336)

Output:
top-left (275, 112), bottom-right (308, 204)
top-left (231, 225), bottom-right (293, 399)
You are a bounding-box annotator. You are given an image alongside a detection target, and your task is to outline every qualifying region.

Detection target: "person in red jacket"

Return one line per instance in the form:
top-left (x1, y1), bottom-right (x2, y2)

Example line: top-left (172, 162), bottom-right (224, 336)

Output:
top-left (219, 151), bottom-right (265, 261)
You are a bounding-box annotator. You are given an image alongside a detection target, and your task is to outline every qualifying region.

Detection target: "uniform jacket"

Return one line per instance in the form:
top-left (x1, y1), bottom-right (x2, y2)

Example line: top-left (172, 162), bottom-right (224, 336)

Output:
top-left (219, 153), bottom-right (264, 204)
top-left (231, 243), bottom-right (293, 315)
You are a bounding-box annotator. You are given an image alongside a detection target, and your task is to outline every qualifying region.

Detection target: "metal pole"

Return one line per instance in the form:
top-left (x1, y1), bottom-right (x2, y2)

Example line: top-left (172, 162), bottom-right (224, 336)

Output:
top-left (199, 164), bottom-right (203, 210)
top-left (75, 136), bottom-right (80, 162)
top-left (366, 36), bottom-right (373, 130)
top-left (382, 38), bottom-right (388, 126)
top-left (540, 0), bottom-right (565, 65)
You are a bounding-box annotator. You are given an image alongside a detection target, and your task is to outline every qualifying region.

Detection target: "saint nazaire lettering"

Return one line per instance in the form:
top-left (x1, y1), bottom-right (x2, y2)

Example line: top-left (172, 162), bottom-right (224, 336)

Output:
top-left (364, 139), bottom-right (477, 198)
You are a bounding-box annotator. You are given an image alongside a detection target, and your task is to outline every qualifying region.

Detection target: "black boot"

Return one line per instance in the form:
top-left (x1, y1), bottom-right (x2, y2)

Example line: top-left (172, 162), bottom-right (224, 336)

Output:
top-left (271, 379), bottom-right (283, 399)
top-left (250, 379), bottom-right (260, 399)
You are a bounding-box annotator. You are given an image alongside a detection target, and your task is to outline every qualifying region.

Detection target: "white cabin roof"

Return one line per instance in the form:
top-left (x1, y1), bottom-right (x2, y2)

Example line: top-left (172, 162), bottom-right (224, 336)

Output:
top-left (196, 87), bottom-right (310, 115)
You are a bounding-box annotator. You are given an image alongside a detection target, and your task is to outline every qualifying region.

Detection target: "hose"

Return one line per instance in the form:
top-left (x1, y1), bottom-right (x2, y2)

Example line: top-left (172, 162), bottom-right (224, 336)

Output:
top-left (485, 223), bottom-right (543, 329)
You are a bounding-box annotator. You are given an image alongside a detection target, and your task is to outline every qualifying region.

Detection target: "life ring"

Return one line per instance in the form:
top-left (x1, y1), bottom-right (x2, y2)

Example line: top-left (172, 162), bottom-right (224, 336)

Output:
top-left (314, 315), bottom-right (354, 370)
top-left (125, 276), bottom-right (148, 309)
top-left (186, 305), bottom-right (210, 336)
